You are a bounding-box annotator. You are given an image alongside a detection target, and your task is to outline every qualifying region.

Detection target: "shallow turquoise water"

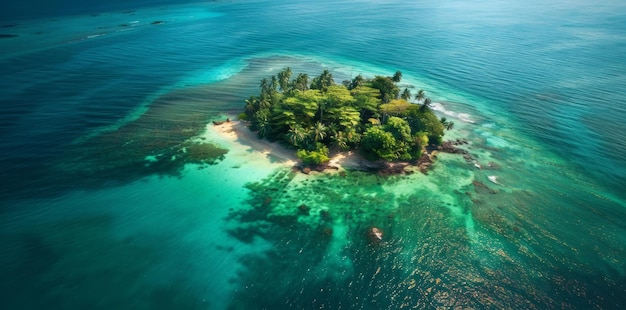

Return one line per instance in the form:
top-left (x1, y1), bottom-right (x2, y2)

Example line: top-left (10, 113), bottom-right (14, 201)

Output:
top-left (0, 0), bottom-right (625, 309)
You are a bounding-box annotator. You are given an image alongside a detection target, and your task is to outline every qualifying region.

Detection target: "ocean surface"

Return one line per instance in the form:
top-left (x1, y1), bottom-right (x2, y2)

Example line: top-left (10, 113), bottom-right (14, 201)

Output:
top-left (1, 0), bottom-right (625, 309)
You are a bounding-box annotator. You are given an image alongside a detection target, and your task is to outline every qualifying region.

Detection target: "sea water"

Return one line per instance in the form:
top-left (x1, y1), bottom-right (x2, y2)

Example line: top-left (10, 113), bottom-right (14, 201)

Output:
top-left (0, 0), bottom-right (625, 309)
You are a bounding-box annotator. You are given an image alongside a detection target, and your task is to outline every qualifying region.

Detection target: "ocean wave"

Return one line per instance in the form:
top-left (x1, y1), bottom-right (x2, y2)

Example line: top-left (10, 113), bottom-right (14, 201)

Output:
top-left (431, 102), bottom-right (476, 123)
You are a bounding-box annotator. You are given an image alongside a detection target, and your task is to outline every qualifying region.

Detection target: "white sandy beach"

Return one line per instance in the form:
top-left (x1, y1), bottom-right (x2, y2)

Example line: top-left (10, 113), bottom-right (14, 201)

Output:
top-left (212, 120), bottom-right (363, 171)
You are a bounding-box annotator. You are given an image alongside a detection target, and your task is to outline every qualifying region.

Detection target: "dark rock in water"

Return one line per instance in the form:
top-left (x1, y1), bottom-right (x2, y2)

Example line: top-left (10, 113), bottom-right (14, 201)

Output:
top-left (297, 204), bottom-right (310, 215)
top-left (322, 227), bottom-right (333, 237)
top-left (378, 162), bottom-right (409, 175)
top-left (359, 159), bottom-right (386, 171)
top-left (212, 119), bottom-right (230, 125)
top-left (367, 227), bottom-right (384, 243)
top-left (0, 34), bottom-right (18, 39)
top-left (439, 141), bottom-right (468, 154)
top-left (487, 162), bottom-right (501, 170)
top-left (472, 180), bottom-right (496, 194)
top-left (151, 21), bottom-right (165, 25)
top-left (319, 210), bottom-right (331, 221)
top-left (313, 163), bottom-right (338, 172)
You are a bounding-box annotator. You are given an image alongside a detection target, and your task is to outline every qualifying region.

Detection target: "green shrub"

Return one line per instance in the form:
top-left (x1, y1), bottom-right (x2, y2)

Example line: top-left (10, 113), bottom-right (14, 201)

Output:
top-left (297, 149), bottom-right (330, 166)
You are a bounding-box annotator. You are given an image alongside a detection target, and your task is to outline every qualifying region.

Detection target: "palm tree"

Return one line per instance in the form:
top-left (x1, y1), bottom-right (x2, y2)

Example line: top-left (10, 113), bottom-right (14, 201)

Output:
top-left (258, 95), bottom-right (271, 109)
top-left (349, 74), bottom-right (365, 89)
top-left (270, 75), bottom-right (278, 92)
top-left (312, 69), bottom-right (334, 92)
top-left (401, 88), bottom-right (411, 101)
top-left (331, 130), bottom-right (349, 151)
top-left (277, 67), bottom-right (292, 93)
top-left (440, 117), bottom-right (454, 131)
top-left (312, 122), bottom-right (327, 143)
top-left (296, 126), bottom-right (314, 150)
top-left (420, 97), bottom-right (433, 111)
top-left (414, 89), bottom-right (425, 104)
top-left (294, 73), bottom-right (309, 91)
top-left (245, 96), bottom-right (258, 115)
top-left (256, 113), bottom-right (271, 138)
top-left (392, 71), bottom-right (402, 83)
top-left (318, 99), bottom-right (328, 123)
top-left (286, 125), bottom-right (305, 147)
top-left (260, 78), bottom-right (270, 95)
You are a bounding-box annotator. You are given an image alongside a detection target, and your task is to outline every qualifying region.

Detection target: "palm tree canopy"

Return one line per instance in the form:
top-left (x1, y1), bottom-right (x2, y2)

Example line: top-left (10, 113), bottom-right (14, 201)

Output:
top-left (401, 88), bottom-right (411, 101)
top-left (414, 89), bottom-right (425, 103)
top-left (244, 69), bottom-right (450, 161)
top-left (312, 122), bottom-right (327, 142)
top-left (277, 67), bottom-right (292, 93)
top-left (392, 71), bottom-right (402, 83)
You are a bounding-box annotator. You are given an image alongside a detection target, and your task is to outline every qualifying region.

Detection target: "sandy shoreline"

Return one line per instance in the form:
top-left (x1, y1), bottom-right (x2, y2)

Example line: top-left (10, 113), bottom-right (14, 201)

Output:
top-left (212, 120), bottom-right (363, 171)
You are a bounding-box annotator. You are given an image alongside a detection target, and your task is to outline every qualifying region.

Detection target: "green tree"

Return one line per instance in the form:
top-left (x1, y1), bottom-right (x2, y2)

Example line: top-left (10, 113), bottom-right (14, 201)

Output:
top-left (330, 130), bottom-right (349, 151)
top-left (410, 131), bottom-right (429, 158)
top-left (311, 69), bottom-right (335, 92)
top-left (325, 85), bottom-right (354, 108)
top-left (244, 96), bottom-right (259, 116)
top-left (414, 89), bottom-right (425, 104)
top-left (297, 147), bottom-right (329, 166)
top-left (392, 70), bottom-right (402, 83)
top-left (335, 106), bottom-right (361, 129)
top-left (385, 117), bottom-right (412, 142)
top-left (270, 104), bottom-right (296, 136)
top-left (260, 78), bottom-right (270, 96)
top-left (293, 73), bottom-right (310, 92)
top-left (254, 109), bottom-right (272, 138)
top-left (352, 86), bottom-right (381, 121)
top-left (296, 89), bottom-right (323, 103)
top-left (401, 88), bottom-right (411, 101)
top-left (440, 117), bottom-right (455, 130)
top-left (277, 67), bottom-right (292, 93)
top-left (282, 96), bottom-right (317, 125)
top-left (270, 75), bottom-right (278, 93)
top-left (371, 76), bottom-right (400, 103)
top-left (361, 126), bottom-right (399, 161)
top-left (311, 122), bottom-right (327, 143)
top-left (406, 105), bottom-right (444, 144)
top-left (379, 99), bottom-right (411, 122)
top-left (349, 74), bottom-right (366, 89)
top-left (344, 128), bottom-right (361, 146)
top-left (420, 97), bottom-right (433, 112)
top-left (258, 95), bottom-right (272, 109)
top-left (286, 125), bottom-right (306, 147)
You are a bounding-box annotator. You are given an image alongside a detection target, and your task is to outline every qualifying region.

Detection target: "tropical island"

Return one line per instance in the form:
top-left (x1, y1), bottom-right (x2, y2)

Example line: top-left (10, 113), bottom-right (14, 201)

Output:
top-left (237, 68), bottom-right (456, 172)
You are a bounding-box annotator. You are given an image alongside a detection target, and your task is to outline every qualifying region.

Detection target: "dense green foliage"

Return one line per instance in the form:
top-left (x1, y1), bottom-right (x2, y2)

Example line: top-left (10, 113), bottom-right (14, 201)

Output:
top-left (242, 68), bottom-right (451, 165)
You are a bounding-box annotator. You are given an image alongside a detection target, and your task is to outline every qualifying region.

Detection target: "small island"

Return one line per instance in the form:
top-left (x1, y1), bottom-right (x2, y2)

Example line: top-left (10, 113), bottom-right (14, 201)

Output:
top-left (238, 68), bottom-right (455, 172)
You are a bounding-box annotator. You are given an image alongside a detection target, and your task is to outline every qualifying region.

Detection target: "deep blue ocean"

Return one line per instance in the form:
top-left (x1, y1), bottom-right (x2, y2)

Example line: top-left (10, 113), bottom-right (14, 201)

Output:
top-left (1, 0), bottom-right (625, 309)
